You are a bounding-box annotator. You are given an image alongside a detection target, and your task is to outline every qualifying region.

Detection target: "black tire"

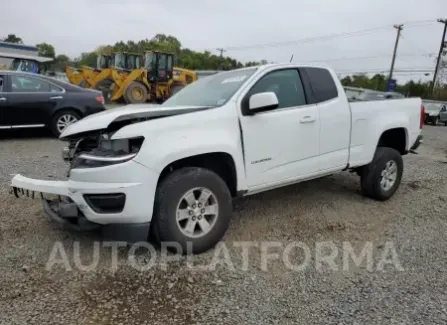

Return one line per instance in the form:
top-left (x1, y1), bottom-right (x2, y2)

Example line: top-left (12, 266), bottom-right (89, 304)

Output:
top-left (95, 78), bottom-right (114, 104)
top-left (123, 82), bottom-right (148, 104)
top-left (432, 116), bottom-right (439, 125)
top-left (444, 122), bottom-right (447, 126)
top-left (360, 147), bottom-right (403, 201)
top-left (153, 167), bottom-right (232, 254)
top-left (51, 110), bottom-right (81, 137)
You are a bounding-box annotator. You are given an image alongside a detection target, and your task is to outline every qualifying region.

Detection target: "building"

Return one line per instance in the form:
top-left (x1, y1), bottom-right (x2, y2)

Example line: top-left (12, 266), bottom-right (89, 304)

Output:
top-left (0, 41), bottom-right (38, 68)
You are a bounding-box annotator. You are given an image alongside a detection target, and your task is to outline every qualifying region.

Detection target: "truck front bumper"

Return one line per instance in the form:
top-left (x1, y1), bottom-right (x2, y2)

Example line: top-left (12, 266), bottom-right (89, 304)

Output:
top-left (10, 160), bottom-right (159, 242)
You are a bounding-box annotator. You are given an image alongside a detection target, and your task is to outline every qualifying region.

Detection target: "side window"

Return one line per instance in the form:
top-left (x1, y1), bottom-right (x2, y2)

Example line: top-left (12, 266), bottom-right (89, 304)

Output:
top-left (441, 105), bottom-right (446, 112)
top-left (0, 75), bottom-right (4, 92)
top-left (249, 69), bottom-right (307, 109)
top-left (10, 75), bottom-right (51, 93)
top-left (50, 83), bottom-right (63, 93)
top-left (305, 67), bottom-right (338, 103)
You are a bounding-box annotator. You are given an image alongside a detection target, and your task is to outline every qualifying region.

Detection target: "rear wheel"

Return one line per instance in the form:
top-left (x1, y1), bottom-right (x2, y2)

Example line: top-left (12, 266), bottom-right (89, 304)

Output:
top-left (51, 110), bottom-right (80, 137)
top-left (360, 147), bottom-right (403, 201)
top-left (152, 167), bottom-right (232, 254)
top-left (124, 82), bottom-right (148, 104)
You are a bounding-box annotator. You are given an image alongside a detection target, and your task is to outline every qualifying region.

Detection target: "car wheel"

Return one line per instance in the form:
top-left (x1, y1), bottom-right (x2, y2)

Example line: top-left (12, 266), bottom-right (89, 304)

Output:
top-left (444, 122), bottom-right (447, 126)
top-left (51, 110), bottom-right (80, 137)
top-left (432, 116), bottom-right (439, 125)
top-left (153, 167), bottom-right (232, 254)
top-left (360, 147), bottom-right (403, 201)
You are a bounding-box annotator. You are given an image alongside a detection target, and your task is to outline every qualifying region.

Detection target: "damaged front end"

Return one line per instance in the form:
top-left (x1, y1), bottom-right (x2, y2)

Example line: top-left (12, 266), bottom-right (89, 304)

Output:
top-left (61, 130), bottom-right (145, 177)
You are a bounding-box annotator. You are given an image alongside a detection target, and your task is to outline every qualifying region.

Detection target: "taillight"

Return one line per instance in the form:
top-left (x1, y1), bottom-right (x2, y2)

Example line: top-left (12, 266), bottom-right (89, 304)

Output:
top-left (95, 96), bottom-right (105, 105)
top-left (420, 104), bottom-right (425, 129)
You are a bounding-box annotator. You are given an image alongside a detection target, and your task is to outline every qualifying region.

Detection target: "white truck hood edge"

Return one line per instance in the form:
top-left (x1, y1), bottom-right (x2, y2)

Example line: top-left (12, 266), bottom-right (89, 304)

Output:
top-left (60, 104), bottom-right (210, 138)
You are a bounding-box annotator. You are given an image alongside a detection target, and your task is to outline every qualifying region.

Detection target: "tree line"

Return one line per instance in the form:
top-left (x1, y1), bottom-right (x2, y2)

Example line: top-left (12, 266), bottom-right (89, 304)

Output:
top-left (340, 74), bottom-right (447, 101)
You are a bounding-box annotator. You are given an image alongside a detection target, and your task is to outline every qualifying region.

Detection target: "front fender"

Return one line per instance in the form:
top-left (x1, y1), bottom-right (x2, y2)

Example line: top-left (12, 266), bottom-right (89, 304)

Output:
top-left (111, 118), bottom-right (247, 191)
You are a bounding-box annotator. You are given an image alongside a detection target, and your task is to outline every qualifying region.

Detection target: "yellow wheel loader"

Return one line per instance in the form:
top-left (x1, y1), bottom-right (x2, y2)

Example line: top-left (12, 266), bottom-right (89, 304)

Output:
top-left (111, 51), bottom-right (197, 104)
top-left (65, 65), bottom-right (87, 87)
top-left (65, 54), bottom-right (113, 88)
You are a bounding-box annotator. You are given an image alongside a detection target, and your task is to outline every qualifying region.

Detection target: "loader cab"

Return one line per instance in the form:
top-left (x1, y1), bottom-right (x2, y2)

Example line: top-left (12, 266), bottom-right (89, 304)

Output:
top-left (126, 54), bottom-right (143, 70)
top-left (113, 52), bottom-right (127, 70)
top-left (96, 55), bottom-right (112, 70)
top-left (144, 51), bottom-right (174, 82)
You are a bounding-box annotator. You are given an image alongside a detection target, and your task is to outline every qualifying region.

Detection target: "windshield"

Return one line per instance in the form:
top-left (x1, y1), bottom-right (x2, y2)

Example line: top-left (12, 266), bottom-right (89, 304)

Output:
top-left (114, 54), bottom-right (126, 69)
top-left (162, 68), bottom-right (257, 107)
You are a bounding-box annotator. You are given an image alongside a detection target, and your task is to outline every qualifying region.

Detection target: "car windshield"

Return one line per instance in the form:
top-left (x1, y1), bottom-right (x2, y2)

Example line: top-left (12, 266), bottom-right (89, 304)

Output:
top-left (162, 68), bottom-right (257, 107)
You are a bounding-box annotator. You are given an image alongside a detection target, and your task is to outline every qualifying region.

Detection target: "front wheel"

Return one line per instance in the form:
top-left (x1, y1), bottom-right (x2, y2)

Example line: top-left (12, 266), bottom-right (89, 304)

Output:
top-left (152, 167), bottom-right (232, 254)
top-left (123, 82), bottom-right (148, 104)
top-left (51, 110), bottom-right (81, 137)
top-left (432, 116), bottom-right (439, 125)
top-left (360, 147), bottom-right (403, 201)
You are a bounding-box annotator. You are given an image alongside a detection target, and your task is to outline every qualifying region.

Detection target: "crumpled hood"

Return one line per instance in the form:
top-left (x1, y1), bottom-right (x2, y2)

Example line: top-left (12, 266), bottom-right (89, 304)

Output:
top-left (60, 104), bottom-right (210, 138)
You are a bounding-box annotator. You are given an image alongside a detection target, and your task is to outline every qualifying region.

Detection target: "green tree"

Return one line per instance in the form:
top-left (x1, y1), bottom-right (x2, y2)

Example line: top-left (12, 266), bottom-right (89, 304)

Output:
top-left (51, 54), bottom-right (70, 71)
top-left (1, 34), bottom-right (23, 44)
top-left (78, 52), bottom-right (97, 67)
top-left (36, 43), bottom-right (56, 58)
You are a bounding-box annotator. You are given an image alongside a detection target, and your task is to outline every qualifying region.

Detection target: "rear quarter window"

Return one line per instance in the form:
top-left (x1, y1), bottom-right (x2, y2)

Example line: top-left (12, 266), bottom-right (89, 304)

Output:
top-left (305, 67), bottom-right (338, 103)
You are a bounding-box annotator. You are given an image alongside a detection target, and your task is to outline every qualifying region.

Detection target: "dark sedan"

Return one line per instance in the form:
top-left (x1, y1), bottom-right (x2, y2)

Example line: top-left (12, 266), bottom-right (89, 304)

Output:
top-left (0, 71), bottom-right (106, 136)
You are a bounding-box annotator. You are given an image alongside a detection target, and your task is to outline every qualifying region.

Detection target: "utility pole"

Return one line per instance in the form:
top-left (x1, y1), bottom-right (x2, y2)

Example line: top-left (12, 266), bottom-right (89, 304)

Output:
top-left (388, 24), bottom-right (403, 82)
top-left (216, 48), bottom-right (226, 70)
top-left (431, 18), bottom-right (447, 94)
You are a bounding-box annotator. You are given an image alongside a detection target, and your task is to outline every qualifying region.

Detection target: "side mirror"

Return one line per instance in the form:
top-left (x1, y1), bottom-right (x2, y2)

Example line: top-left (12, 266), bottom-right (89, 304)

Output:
top-left (248, 92), bottom-right (279, 113)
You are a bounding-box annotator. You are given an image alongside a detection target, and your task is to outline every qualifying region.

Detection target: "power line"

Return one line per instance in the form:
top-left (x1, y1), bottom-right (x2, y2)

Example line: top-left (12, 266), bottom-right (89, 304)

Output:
top-left (220, 19), bottom-right (439, 52)
top-left (399, 33), bottom-right (434, 57)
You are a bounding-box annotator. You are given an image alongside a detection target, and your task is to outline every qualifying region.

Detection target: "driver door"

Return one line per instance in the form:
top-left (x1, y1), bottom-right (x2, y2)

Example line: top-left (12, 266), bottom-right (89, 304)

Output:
top-left (239, 68), bottom-right (320, 188)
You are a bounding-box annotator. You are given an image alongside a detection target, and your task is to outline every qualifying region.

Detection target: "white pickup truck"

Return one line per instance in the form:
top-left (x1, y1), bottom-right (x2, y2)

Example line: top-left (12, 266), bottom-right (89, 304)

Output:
top-left (11, 63), bottom-right (424, 254)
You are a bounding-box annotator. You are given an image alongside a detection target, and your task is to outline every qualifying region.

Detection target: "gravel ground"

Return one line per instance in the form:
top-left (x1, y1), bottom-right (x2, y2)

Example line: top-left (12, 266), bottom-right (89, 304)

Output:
top-left (0, 125), bottom-right (447, 324)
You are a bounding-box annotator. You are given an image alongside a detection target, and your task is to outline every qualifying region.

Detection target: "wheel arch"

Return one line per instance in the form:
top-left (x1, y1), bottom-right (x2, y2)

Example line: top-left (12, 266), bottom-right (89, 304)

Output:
top-left (376, 127), bottom-right (409, 155)
top-left (157, 152), bottom-right (239, 197)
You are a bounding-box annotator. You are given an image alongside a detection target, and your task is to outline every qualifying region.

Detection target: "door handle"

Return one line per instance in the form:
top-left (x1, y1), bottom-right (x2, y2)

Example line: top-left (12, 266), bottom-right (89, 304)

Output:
top-left (300, 116), bottom-right (316, 123)
top-left (49, 96), bottom-right (63, 100)
top-left (0, 97), bottom-right (6, 102)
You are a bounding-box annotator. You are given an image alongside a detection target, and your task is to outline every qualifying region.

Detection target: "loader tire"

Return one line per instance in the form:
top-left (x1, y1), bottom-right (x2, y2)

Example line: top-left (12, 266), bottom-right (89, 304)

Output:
top-left (124, 82), bottom-right (148, 104)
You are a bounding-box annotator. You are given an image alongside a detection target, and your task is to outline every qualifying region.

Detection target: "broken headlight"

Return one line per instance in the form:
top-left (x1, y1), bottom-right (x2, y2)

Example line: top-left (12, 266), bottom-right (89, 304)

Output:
top-left (71, 136), bottom-right (144, 169)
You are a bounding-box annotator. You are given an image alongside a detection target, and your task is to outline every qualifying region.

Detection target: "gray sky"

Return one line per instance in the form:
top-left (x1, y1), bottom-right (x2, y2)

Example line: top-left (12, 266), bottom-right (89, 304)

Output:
top-left (2, 0), bottom-right (446, 81)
